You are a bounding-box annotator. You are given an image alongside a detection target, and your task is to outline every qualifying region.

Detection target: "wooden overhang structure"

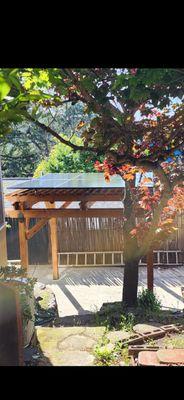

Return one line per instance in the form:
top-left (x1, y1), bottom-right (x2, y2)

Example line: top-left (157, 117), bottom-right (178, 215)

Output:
top-left (5, 173), bottom-right (127, 279)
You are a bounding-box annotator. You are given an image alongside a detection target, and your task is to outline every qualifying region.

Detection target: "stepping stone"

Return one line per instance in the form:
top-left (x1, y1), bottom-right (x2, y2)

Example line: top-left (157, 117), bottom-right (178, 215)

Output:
top-left (157, 349), bottom-right (184, 365)
top-left (36, 326), bottom-right (105, 366)
top-left (133, 323), bottom-right (162, 335)
top-left (57, 334), bottom-right (96, 351)
top-left (58, 351), bottom-right (95, 366)
top-left (106, 330), bottom-right (131, 344)
top-left (138, 351), bottom-right (161, 366)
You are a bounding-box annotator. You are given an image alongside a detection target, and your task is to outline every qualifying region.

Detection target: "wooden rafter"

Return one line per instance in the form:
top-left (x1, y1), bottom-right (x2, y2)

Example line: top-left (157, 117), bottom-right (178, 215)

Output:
top-left (60, 201), bottom-right (72, 209)
top-left (6, 208), bottom-right (124, 219)
top-left (5, 188), bottom-right (124, 205)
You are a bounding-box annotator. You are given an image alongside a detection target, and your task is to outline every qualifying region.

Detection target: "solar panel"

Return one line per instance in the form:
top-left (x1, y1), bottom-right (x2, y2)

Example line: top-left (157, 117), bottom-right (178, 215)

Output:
top-left (8, 172), bottom-right (153, 190)
top-left (8, 173), bottom-right (124, 189)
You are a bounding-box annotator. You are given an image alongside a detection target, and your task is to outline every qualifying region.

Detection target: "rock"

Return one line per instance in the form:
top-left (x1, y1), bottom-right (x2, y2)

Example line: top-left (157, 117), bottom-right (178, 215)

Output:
top-left (106, 330), bottom-right (131, 344)
top-left (34, 282), bottom-right (46, 291)
top-left (138, 351), bottom-right (161, 366)
top-left (57, 334), bottom-right (96, 351)
top-left (133, 323), bottom-right (162, 335)
top-left (36, 326), bottom-right (105, 366)
top-left (34, 283), bottom-right (58, 326)
top-left (119, 361), bottom-right (126, 366)
top-left (58, 351), bottom-right (95, 366)
top-left (157, 349), bottom-right (184, 365)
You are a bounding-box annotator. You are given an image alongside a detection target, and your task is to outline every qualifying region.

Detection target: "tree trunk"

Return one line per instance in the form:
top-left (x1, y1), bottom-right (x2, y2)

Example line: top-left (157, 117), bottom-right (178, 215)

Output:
top-left (123, 258), bottom-right (139, 306)
top-left (147, 248), bottom-right (154, 291)
top-left (122, 180), bottom-right (140, 307)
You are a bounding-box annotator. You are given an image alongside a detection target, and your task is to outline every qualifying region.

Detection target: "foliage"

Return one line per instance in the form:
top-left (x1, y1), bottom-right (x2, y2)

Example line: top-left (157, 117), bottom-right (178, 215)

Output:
top-left (0, 67), bottom-right (183, 305)
top-left (34, 135), bottom-right (104, 177)
top-left (121, 346), bottom-right (131, 365)
top-left (164, 335), bottom-right (184, 349)
top-left (0, 265), bottom-right (37, 324)
top-left (0, 124), bottom-right (54, 177)
top-left (0, 101), bottom-right (93, 177)
top-left (94, 343), bottom-right (115, 366)
top-left (137, 289), bottom-right (161, 313)
top-left (119, 312), bottom-right (135, 332)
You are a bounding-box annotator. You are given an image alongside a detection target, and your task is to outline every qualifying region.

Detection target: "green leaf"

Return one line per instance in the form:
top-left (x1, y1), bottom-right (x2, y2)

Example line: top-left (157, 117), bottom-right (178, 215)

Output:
top-left (0, 76), bottom-right (11, 100)
top-left (8, 70), bottom-right (22, 91)
top-left (0, 109), bottom-right (24, 123)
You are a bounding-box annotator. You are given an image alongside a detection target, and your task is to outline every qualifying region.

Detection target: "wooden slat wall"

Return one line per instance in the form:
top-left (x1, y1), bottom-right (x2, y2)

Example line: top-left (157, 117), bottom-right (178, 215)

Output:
top-left (6, 211), bottom-right (184, 264)
top-left (57, 213), bottom-right (184, 253)
top-left (57, 217), bottom-right (124, 252)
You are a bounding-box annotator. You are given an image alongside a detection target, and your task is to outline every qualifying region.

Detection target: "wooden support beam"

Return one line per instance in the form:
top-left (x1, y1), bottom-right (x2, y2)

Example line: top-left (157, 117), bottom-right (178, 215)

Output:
top-left (79, 201), bottom-right (88, 210)
top-left (6, 208), bottom-right (124, 219)
top-left (6, 193), bottom-right (123, 204)
top-left (26, 219), bottom-right (49, 240)
top-left (18, 220), bottom-right (28, 271)
top-left (60, 202), bottom-right (72, 209)
top-left (79, 201), bottom-right (95, 210)
top-left (46, 202), bottom-right (59, 280)
top-left (25, 218), bottom-right (30, 231)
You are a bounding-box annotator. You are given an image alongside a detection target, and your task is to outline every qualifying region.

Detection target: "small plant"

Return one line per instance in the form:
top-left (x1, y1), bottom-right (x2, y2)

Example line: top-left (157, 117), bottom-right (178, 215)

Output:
top-left (146, 338), bottom-right (156, 347)
top-left (121, 346), bottom-right (131, 365)
top-left (94, 345), bottom-right (115, 366)
top-left (119, 312), bottom-right (135, 332)
top-left (137, 289), bottom-right (161, 314)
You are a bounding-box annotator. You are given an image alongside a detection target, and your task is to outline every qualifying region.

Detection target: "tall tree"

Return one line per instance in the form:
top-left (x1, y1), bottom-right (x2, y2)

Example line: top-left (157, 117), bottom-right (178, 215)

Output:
top-left (0, 101), bottom-right (93, 177)
top-left (0, 68), bottom-right (183, 305)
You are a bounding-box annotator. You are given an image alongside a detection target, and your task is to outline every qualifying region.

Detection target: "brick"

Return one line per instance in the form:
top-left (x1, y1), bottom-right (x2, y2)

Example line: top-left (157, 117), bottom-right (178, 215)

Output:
top-left (138, 351), bottom-right (161, 366)
top-left (157, 349), bottom-right (184, 365)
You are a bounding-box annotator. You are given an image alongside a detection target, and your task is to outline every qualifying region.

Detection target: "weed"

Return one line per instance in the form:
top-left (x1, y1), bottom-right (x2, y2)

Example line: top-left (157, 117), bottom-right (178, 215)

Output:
top-left (94, 342), bottom-right (115, 366)
top-left (164, 335), bottom-right (184, 349)
top-left (119, 312), bottom-right (135, 332)
top-left (137, 289), bottom-right (161, 315)
top-left (121, 346), bottom-right (130, 366)
top-left (146, 338), bottom-right (156, 347)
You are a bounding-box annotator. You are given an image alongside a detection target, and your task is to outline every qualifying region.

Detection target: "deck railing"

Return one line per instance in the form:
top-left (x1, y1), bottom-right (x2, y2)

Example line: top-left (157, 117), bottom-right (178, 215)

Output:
top-left (58, 250), bottom-right (184, 267)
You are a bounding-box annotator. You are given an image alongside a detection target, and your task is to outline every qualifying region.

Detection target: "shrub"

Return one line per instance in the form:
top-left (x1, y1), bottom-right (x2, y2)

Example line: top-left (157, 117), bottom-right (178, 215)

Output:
top-left (137, 289), bottom-right (161, 313)
top-left (0, 266), bottom-right (37, 327)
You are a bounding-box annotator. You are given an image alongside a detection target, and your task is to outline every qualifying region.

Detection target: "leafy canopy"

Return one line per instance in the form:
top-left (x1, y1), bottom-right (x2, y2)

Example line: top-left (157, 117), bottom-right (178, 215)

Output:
top-left (0, 67), bottom-right (183, 251)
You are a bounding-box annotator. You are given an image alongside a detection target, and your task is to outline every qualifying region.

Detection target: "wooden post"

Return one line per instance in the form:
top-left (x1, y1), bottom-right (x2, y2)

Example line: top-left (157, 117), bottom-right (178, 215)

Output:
top-left (18, 219), bottom-right (28, 270)
top-left (46, 202), bottom-right (59, 280)
top-left (147, 249), bottom-right (154, 292)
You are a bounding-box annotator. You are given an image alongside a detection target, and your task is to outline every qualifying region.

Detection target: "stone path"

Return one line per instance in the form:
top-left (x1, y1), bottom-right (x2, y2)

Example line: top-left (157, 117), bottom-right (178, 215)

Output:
top-left (29, 266), bottom-right (184, 318)
top-left (36, 326), bottom-right (106, 366)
